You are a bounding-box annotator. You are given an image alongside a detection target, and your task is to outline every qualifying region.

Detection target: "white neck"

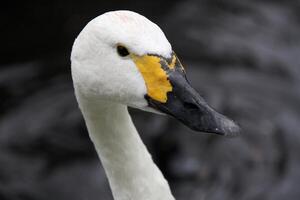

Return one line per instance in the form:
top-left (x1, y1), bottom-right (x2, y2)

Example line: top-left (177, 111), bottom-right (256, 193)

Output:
top-left (76, 92), bottom-right (175, 200)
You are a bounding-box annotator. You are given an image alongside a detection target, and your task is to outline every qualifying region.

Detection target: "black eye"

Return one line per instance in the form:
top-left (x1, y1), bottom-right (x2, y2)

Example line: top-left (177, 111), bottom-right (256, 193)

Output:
top-left (117, 45), bottom-right (130, 57)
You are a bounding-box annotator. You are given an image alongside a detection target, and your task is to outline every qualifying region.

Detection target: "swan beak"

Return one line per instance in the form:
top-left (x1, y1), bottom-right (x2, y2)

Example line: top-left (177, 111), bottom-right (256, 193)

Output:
top-left (139, 53), bottom-right (240, 136)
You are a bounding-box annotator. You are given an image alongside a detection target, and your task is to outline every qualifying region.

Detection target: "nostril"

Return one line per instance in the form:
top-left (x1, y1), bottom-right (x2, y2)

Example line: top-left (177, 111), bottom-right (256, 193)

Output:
top-left (183, 102), bottom-right (198, 110)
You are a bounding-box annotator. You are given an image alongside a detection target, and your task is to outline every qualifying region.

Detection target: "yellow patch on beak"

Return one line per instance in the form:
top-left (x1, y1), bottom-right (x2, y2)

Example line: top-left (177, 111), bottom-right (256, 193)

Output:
top-left (131, 55), bottom-right (172, 103)
top-left (168, 55), bottom-right (176, 69)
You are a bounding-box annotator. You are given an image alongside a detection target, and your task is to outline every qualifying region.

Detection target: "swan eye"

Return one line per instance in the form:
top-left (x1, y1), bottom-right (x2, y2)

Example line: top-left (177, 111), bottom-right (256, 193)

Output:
top-left (117, 45), bottom-right (130, 57)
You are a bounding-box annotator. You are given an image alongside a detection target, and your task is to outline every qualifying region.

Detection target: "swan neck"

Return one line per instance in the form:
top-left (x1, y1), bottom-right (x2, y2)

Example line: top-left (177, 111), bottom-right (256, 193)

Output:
top-left (76, 94), bottom-right (175, 200)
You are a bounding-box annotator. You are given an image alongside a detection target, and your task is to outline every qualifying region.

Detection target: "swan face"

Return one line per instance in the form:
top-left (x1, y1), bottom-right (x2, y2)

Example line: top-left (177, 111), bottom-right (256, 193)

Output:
top-left (71, 11), bottom-right (172, 109)
top-left (71, 10), bottom-right (240, 136)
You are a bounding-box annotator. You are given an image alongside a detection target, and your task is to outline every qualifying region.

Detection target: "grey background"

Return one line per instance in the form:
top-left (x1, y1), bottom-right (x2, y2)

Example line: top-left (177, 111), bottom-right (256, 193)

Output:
top-left (1, 0), bottom-right (300, 200)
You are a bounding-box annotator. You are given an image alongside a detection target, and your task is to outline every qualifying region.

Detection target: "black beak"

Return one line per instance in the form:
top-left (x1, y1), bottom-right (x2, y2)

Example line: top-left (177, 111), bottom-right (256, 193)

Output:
top-left (145, 53), bottom-right (240, 136)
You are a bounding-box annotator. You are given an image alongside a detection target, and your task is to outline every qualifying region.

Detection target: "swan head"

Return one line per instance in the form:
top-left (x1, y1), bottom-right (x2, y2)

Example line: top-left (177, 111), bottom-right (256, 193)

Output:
top-left (71, 10), bottom-right (240, 136)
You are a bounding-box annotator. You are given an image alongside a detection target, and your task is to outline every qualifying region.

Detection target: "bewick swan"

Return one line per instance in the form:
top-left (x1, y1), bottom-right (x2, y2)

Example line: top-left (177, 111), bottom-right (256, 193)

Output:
top-left (71, 10), bottom-right (240, 200)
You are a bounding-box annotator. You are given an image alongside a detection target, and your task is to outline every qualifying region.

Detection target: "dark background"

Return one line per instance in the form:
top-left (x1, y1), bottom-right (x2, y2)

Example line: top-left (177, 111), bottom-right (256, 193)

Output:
top-left (1, 0), bottom-right (300, 200)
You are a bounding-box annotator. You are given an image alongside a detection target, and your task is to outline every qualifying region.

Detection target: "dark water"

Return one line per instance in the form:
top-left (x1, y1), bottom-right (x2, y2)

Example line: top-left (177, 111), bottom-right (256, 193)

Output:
top-left (1, 1), bottom-right (300, 200)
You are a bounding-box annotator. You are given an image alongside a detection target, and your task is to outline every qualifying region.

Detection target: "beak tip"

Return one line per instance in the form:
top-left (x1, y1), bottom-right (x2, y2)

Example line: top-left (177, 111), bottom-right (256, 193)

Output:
top-left (189, 115), bottom-right (241, 137)
top-left (195, 112), bottom-right (241, 136)
top-left (218, 117), bottom-right (241, 137)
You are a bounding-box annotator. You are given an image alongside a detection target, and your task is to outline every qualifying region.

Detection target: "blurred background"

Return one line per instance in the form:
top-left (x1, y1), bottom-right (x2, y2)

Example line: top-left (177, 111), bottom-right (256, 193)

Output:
top-left (1, 0), bottom-right (300, 200)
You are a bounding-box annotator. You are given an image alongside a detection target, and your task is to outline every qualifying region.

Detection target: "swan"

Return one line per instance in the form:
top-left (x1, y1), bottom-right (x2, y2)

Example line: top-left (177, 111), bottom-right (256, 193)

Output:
top-left (71, 10), bottom-right (240, 200)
